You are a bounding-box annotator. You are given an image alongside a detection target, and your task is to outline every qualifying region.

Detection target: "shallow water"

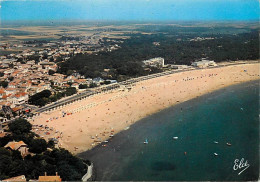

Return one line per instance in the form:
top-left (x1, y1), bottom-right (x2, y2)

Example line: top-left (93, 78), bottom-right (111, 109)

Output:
top-left (78, 80), bottom-right (259, 181)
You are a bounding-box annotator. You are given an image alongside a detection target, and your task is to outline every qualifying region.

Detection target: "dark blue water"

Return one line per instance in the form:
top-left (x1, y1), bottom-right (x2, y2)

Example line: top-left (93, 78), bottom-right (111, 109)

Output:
top-left (78, 80), bottom-right (259, 181)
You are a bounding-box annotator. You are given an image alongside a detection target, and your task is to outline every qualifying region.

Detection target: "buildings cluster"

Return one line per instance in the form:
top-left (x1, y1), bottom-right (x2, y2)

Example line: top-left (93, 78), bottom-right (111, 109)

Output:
top-left (2, 173), bottom-right (62, 182)
top-left (0, 34), bottom-right (121, 57)
top-left (0, 58), bottom-right (55, 108)
top-left (170, 59), bottom-right (217, 69)
top-left (0, 34), bottom-right (122, 120)
top-left (0, 30), bottom-right (217, 121)
top-left (189, 37), bottom-right (215, 42)
top-left (0, 56), bottom-right (106, 118)
top-left (142, 57), bottom-right (217, 70)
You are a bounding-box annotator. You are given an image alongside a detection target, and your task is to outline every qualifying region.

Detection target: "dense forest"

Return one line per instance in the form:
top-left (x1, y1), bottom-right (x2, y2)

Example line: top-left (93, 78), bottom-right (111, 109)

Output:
top-left (0, 118), bottom-right (89, 181)
top-left (57, 27), bottom-right (259, 80)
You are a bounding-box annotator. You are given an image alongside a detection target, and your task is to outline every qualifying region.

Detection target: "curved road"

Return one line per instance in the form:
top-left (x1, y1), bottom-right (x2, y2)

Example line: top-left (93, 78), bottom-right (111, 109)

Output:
top-left (32, 61), bottom-right (257, 114)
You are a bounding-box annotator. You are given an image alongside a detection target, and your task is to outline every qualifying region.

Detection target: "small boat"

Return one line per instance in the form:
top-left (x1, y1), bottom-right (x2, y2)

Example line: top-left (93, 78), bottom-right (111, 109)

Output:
top-left (214, 153), bottom-right (218, 156)
top-left (144, 139), bottom-right (148, 144)
top-left (214, 141), bottom-right (219, 144)
top-left (109, 135), bottom-right (114, 137)
top-left (173, 137), bottom-right (178, 140)
top-left (104, 140), bottom-right (109, 143)
top-left (240, 108), bottom-right (244, 111)
top-left (226, 143), bottom-right (232, 146)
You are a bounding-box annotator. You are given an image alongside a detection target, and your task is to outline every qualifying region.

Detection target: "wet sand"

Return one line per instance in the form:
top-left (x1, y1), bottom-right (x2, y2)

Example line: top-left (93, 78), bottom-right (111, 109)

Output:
top-left (31, 62), bottom-right (259, 154)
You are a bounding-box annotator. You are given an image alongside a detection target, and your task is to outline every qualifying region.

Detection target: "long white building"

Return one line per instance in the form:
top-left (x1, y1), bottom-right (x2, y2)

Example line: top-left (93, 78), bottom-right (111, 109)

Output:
top-left (191, 59), bottom-right (217, 68)
top-left (143, 57), bottom-right (165, 68)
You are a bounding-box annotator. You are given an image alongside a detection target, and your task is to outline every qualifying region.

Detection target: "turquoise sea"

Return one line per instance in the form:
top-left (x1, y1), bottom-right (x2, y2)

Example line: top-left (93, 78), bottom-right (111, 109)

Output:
top-left (78, 80), bottom-right (259, 181)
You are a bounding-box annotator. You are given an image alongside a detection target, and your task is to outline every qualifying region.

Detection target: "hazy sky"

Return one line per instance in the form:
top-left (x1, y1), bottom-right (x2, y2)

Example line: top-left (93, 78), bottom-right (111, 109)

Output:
top-left (0, 0), bottom-right (259, 21)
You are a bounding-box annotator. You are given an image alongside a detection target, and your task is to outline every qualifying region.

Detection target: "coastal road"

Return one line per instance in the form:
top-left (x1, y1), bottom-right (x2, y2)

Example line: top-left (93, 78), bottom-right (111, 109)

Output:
top-left (33, 83), bottom-right (121, 113)
top-left (32, 70), bottom-right (184, 114)
top-left (33, 90), bottom-right (94, 113)
top-left (32, 61), bottom-right (257, 114)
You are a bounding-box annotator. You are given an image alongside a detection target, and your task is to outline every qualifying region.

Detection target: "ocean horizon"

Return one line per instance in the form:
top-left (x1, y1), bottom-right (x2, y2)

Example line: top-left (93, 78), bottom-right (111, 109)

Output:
top-left (79, 80), bottom-right (259, 181)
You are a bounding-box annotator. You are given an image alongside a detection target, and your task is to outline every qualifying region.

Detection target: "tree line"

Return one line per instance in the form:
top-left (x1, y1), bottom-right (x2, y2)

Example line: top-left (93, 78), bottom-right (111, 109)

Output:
top-left (28, 88), bottom-right (77, 107)
top-left (0, 118), bottom-right (89, 181)
top-left (57, 29), bottom-right (259, 80)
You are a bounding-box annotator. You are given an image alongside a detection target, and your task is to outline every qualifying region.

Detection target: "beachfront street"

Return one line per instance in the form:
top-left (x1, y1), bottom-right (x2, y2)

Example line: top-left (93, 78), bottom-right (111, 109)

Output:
top-left (32, 61), bottom-right (256, 114)
top-left (34, 90), bottom-right (94, 113)
top-left (32, 68), bottom-right (189, 114)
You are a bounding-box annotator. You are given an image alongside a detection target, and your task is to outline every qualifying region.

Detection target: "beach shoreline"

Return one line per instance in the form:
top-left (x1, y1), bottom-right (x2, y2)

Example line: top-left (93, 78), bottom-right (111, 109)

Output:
top-left (30, 61), bottom-right (260, 154)
top-left (77, 79), bottom-right (259, 181)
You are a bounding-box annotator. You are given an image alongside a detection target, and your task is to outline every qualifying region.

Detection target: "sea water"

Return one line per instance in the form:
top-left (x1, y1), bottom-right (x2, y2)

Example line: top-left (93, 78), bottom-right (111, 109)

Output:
top-left (78, 80), bottom-right (259, 181)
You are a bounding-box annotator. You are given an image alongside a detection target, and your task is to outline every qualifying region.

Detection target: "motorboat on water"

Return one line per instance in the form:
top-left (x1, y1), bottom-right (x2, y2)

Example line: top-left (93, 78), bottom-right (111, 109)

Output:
top-left (144, 139), bottom-right (148, 144)
top-left (214, 141), bottom-right (219, 144)
top-left (173, 137), bottom-right (178, 140)
top-left (214, 153), bottom-right (218, 156)
top-left (226, 142), bottom-right (232, 146)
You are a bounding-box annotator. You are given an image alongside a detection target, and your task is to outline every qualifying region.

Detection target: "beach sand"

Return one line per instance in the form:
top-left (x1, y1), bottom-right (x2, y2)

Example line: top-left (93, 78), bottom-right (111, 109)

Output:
top-left (31, 62), bottom-right (259, 154)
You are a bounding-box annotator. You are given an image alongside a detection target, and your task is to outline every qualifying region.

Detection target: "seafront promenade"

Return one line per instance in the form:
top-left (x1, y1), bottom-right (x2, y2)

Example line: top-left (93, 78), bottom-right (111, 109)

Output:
top-left (32, 60), bottom-right (258, 114)
top-left (30, 61), bottom-right (259, 153)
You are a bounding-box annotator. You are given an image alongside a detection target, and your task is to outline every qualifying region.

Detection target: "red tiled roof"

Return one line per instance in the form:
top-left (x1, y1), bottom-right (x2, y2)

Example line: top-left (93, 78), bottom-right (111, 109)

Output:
top-left (12, 107), bottom-right (22, 112)
top-left (8, 82), bottom-right (16, 86)
top-left (13, 92), bottom-right (27, 98)
top-left (0, 132), bottom-right (6, 138)
top-left (5, 88), bottom-right (16, 91)
top-left (0, 89), bottom-right (5, 94)
top-left (3, 175), bottom-right (26, 182)
top-left (2, 95), bottom-right (8, 99)
top-left (4, 141), bottom-right (27, 150)
top-left (38, 174), bottom-right (62, 182)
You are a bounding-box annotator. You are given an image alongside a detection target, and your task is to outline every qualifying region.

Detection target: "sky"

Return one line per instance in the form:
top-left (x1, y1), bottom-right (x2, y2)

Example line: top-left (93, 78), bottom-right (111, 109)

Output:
top-left (0, 0), bottom-right (259, 21)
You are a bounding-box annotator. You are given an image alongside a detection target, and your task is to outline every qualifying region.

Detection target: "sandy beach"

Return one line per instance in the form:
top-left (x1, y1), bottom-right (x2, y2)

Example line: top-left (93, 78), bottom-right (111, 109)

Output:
top-left (31, 62), bottom-right (259, 154)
